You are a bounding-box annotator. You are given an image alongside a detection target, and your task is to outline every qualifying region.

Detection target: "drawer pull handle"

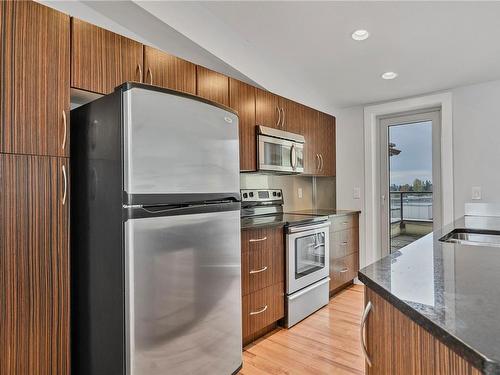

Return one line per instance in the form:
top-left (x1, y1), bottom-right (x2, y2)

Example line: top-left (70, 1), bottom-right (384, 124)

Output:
top-left (249, 236), bottom-right (267, 243)
top-left (340, 267), bottom-right (349, 273)
top-left (250, 266), bottom-right (268, 274)
top-left (250, 305), bottom-right (268, 316)
top-left (341, 241), bottom-right (348, 245)
top-left (360, 301), bottom-right (373, 367)
top-left (342, 221), bottom-right (349, 225)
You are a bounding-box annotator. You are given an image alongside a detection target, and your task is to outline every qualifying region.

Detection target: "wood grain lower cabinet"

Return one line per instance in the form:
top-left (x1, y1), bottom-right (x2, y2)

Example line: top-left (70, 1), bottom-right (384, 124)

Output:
top-left (241, 226), bottom-right (285, 345)
top-left (364, 286), bottom-right (481, 375)
top-left (329, 213), bottom-right (359, 293)
top-left (0, 154), bottom-right (70, 375)
top-left (242, 283), bottom-right (285, 344)
top-left (330, 253), bottom-right (359, 291)
top-left (144, 46), bottom-right (196, 94)
top-left (71, 18), bottom-right (143, 95)
top-left (0, 1), bottom-right (70, 157)
top-left (196, 66), bottom-right (229, 106)
top-left (229, 79), bottom-right (256, 171)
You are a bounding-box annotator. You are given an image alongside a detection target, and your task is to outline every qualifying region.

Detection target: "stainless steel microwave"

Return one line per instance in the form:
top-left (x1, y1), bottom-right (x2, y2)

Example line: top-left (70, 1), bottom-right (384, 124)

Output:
top-left (258, 126), bottom-right (305, 174)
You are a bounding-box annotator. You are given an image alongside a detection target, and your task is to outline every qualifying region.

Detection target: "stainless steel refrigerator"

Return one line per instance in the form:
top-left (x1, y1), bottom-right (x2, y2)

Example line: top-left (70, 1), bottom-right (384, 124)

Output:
top-left (71, 83), bottom-right (242, 375)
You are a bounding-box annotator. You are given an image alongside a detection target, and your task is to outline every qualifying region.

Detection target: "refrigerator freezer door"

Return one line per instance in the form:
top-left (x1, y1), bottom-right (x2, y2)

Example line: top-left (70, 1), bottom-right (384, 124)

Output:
top-left (125, 208), bottom-right (242, 375)
top-left (123, 87), bottom-right (239, 198)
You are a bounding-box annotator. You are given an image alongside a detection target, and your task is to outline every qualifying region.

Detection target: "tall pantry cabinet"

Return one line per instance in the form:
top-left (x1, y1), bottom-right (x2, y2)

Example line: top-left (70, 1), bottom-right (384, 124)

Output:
top-left (0, 2), bottom-right (70, 374)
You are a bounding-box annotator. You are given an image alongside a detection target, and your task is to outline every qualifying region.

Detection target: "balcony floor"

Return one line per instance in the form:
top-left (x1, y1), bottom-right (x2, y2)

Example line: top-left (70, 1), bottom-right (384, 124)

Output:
top-left (391, 233), bottom-right (426, 252)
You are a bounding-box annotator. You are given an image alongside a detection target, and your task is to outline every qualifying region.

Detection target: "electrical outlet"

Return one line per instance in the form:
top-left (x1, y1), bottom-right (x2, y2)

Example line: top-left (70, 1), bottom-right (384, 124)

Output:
top-left (353, 187), bottom-right (361, 199)
top-left (298, 187), bottom-right (303, 199)
top-left (472, 186), bottom-right (482, 200)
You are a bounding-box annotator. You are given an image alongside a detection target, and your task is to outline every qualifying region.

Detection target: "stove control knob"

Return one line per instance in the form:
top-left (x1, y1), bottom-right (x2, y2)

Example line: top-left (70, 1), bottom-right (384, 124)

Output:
top-left (243, 193), bottom-right (248, 199)
top-left (273, 191), bottom-right (277, 197)
top-left (277, 192), bottom-right (281, 197)
top-left (249, 192), bottom-right (254, 197)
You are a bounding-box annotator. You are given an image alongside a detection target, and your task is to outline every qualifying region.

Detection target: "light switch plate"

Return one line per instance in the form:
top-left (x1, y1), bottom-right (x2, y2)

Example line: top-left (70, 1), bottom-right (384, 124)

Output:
top-left (472, 186), bottom-right (482, 200)
top-left (298, 187), bottom-right (303, 199)
top-left (353, 187), bottom-right (361, 199)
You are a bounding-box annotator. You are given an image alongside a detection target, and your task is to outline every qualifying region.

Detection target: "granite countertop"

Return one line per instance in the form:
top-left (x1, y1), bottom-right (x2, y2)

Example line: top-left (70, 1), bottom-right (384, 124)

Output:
top-left (358, 215), bottom-right (500, 374)
top-left (288, 208), bottom-right (361, 217)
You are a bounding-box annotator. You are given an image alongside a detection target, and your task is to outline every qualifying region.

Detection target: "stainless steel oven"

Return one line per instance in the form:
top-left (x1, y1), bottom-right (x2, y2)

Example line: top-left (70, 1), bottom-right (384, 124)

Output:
top-left (258, 126), bottom-right (304, 174)
top-left (287, 221), bottom-right (330, 294)
top-left (285, 220), bottom-right (330, 327)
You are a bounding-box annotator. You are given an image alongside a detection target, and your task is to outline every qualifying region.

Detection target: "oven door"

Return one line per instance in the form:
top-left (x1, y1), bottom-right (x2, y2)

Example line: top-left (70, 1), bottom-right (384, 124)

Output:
top-left (258, 135), bottom-right (304, 173)
top-left (286, 222), bottom-right (330, 294)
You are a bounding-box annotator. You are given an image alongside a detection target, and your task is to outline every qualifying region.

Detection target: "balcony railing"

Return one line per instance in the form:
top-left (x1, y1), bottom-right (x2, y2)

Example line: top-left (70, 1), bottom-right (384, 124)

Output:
top-left (390, 191), bottom-right (433, 224)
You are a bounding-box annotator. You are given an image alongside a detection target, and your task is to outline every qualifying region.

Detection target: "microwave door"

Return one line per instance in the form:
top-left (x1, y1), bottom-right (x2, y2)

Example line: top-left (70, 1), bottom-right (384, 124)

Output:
top-left (258, 135), bottom-right (294, 173)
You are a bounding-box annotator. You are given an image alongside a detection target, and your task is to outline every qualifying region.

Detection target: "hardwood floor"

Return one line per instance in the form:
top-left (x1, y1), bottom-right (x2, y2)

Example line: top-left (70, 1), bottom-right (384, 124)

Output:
top-left (240, 284), bottom-right (365, 375)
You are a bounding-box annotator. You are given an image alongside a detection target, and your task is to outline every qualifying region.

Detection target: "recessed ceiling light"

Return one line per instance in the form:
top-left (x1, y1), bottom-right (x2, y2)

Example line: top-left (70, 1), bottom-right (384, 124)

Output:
top-left (351, 29), bottom-right (370, 41)
top-left (382, 71), bottom-right (398, 80)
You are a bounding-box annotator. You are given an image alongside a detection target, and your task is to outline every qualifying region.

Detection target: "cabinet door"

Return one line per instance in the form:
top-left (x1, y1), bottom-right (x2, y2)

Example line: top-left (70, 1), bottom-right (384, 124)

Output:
top-left (0, 1), bottom-right (69, 157)
top-left (0, 154), bottom-right (70, 375)
top-left (364, 287), bottom-right (482, 375)
top-left (144, 46), bottom-right (196, 94)
top-left (197, 66), bottom-right (229, 106)
top-left (302, 108), bottom-right (320, 175)
top-left (241, 227), bottom-right (284, 295)
top-left (318, 112), bottom-right (336, 176)
top-left (71, 18), bottom-right (143, 95)
top-left (229, 79), bottom-right (256, 171)
top-left (255, 88), bottom-right (281, 129)
top-left (280, 97), bottom-right (306, 135)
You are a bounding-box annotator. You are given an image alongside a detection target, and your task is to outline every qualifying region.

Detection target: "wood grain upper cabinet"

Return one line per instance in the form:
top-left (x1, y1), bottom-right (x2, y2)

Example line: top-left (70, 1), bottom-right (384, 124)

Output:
top-left (229, 79), bottom-right (256, 171)
top-left (197, 66), bottom-right (229, 106)
top-left (143, 46), bottom-right (196, 94)
top-left (318, 112), bottom-right (336, 176)
top-left (0, 154), bottom-right (70, 375)
top-left (255, 88), bottom-right (281, 130)
top-left (280, 98), bottom-right (307, 134)
top-left (71, 18), bottom-right (143, 95)
top-left (0, 1), bottom-right (70, 157)
top-left (302, 107), bottom-right (320, 174)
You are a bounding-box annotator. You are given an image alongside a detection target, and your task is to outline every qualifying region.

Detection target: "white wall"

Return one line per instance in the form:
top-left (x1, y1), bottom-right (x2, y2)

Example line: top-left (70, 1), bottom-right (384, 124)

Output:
top-left (337, 78), bottom-right (500, 267)
top-left (452, 79), bottom-right (500, 217)
top-left (335, 106), bottom-right (366, 265)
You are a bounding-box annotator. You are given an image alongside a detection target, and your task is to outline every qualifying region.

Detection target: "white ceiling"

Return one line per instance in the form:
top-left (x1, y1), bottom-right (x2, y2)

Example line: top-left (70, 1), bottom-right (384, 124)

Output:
top-left (135, 1), bottom-right (500, 113)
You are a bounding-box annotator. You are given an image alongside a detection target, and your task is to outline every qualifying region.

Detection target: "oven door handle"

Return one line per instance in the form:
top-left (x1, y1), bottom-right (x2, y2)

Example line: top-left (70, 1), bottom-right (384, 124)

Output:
top-left (287, 221), bottom-right (331, 234)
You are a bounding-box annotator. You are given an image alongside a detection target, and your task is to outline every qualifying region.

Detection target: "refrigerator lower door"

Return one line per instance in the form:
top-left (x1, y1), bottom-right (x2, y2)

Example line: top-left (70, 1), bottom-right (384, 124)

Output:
top-left (123, 87), bottom-right (239, 201)
top-left (124, 208), bottom-right (242, 375)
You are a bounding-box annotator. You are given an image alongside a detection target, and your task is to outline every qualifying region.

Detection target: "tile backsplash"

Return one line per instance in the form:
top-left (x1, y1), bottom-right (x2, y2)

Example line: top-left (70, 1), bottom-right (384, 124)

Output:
top-left (240, 173), bottom-right (335, 212)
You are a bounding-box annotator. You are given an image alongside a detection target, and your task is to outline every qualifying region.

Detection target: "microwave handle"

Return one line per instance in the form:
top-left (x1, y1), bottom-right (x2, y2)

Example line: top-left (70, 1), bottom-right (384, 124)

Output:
top-left (290, 144), bottom-right (297, 169)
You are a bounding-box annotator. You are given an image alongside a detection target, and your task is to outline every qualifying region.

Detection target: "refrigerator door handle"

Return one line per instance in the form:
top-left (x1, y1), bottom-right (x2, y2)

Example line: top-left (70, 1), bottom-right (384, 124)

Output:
top-left (124, 201), bottom-right (241, 220)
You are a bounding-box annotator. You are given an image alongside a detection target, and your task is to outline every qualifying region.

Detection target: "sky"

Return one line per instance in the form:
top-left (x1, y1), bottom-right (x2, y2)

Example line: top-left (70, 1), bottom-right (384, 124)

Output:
top-left (389, 121), bottom-right (432, 186)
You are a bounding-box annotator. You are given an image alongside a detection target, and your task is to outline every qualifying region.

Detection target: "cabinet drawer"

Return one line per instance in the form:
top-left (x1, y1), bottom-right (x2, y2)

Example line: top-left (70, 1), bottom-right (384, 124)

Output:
top-left (329, 253), bottom-right (359, 292)
top-left (331, 214), bottom-right (358, 232)
top-left (241, 227), bottom-right (284, 295)
top-left (242, 283), bottom-right (284, 340)
top-left (331, 227), bottom-right (359, 259)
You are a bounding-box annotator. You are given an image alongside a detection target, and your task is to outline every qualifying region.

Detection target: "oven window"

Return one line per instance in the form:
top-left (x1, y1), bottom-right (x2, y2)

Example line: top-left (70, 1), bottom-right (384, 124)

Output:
top-left (264, 142), bottom-right (282, 165)
top-left (295, 232), bottom-right (326, 278)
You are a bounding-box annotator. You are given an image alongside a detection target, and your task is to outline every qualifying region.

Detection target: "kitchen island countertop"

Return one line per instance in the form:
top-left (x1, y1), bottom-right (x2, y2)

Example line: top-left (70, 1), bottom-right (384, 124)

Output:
top-left (359, 215), bottom-right (500, 374)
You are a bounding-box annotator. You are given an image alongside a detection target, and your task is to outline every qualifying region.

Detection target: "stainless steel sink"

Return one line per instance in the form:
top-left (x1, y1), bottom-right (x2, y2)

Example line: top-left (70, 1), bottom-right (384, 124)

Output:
top-left (439, 229), bottom-right (500, 247)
